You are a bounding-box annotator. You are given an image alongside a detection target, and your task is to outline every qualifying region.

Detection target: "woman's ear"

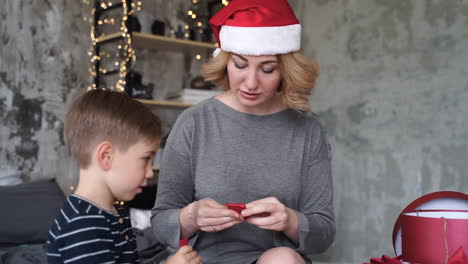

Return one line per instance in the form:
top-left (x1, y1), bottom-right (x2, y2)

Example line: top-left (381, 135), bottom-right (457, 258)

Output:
top-left (95, 141), bottom-right (114, 171)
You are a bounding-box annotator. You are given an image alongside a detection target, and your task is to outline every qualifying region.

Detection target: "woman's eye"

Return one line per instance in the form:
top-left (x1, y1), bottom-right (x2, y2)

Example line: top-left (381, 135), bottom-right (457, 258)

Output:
top-left (262, 68), bottom-right (275, 74)
top-left (234, 63), bottom-right (247, 69)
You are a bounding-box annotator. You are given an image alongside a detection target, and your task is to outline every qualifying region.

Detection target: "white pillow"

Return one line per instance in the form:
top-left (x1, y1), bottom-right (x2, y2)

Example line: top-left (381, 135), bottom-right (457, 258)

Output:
top-left (0, 170), bottom-right (23, 186)
top-left (130, 208), bottom-right (152, 230)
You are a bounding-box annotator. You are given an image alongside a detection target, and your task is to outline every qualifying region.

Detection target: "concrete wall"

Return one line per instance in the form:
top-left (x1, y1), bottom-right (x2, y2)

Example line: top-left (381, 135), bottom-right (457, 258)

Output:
top-left (0, 0), bottom-right (466, 263)
top-left (289, 0), bottom-right (468, 263)
top-left (0, 0), bottom-right (89, 191)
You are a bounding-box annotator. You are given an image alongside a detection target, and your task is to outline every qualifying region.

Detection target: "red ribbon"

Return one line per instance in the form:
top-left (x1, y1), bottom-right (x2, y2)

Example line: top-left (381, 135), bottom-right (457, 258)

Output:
top-left (363, 255), bottom-right (402, 264)
top-left (447, 247), bottom-right (468, 264)
top-left (363, 248), bottom-right (466, 264)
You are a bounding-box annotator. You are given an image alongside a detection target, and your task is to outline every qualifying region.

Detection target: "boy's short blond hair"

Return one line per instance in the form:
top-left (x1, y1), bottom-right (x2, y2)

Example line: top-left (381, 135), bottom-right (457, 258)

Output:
top-left (64, 89), bottom-right (162, 169)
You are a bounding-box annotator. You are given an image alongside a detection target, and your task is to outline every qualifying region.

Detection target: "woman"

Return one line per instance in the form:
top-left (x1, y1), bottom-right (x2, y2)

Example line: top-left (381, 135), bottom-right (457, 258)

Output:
top-left (151, 1), bottom-right (335, 263)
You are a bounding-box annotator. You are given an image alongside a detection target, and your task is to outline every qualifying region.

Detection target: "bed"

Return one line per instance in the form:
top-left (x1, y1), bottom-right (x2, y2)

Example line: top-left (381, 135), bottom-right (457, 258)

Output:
top-left (0, 178), bottom-right (167, 264)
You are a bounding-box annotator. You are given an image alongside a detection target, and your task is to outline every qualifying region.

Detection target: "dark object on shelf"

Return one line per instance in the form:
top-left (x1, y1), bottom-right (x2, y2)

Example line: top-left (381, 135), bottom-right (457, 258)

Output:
top-left (190, 76), bottom-right (215, 90)
top-left (151, 19), bottom-right (165, 36)
top-left (192, 29), bottom-right (207, 42)
top-left (126, 16), bottom-right (141, 33)
top-left (124, 71), bottom-right (153, 99)
top-left (175, 25), bottom-right (185, 39)
top-left (126, 184), bottom-right (157, 209)
top-left (188, 28), bottom-right (196, 41)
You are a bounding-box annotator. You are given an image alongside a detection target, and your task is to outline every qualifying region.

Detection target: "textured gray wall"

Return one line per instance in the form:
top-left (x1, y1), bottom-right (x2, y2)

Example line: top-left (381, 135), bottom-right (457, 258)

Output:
top-left (0, 0), bottom-right (89, 191)
top-left (289, 0), bottom-right (468, 263)
top-left (0, 0), bottom-right (467, 263)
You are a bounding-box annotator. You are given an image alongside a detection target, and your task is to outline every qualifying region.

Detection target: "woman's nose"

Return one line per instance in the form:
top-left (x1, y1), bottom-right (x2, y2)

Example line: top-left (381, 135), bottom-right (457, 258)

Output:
top-left (244, 69), bottom-right (259, 90)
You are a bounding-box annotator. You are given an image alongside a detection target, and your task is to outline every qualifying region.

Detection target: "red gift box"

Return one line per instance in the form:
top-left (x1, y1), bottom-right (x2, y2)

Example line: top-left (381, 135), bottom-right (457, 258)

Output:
top-left (392, 191), bottom-right (468, 264)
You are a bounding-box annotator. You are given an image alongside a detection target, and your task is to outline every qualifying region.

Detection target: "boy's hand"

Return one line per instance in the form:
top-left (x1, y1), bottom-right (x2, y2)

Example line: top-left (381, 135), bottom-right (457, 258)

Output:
top-left (166, 246), bottom-right (201, 264)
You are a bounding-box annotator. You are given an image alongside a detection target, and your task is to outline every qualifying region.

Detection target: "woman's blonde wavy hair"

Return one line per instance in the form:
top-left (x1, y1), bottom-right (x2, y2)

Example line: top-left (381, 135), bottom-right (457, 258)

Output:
top-left (202, 50), bottom-right (319, 112)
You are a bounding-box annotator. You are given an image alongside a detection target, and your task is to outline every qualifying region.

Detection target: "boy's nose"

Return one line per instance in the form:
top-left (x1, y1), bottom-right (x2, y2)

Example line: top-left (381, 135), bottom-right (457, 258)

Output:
top-left (146, 167), bottom-right (154, 179)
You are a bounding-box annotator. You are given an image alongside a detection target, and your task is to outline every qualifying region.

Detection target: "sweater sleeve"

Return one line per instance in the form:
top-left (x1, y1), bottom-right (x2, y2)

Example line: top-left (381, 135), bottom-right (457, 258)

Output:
top-left (293, 122), bottom-right (335, 255)
top-left (151, 115), bottom-right (196, 249)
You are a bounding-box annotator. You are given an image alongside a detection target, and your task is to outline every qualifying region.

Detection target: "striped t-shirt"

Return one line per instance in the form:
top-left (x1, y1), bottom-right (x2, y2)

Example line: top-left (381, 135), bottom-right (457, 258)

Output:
top-left (47, 194), bottom-right (138, 264)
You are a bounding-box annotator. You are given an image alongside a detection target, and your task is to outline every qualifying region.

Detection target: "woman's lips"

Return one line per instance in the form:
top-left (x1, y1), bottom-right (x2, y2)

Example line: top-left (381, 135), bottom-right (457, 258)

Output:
top-left (240, 90), bottom-right (259, 100)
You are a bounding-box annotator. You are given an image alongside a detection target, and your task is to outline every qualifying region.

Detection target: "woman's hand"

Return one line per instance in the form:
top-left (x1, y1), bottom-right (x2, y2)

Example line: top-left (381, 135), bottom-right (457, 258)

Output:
top-left (242, 197), bottom-right (300, 244)
top-left (191, 198), bottom-right (244, 233)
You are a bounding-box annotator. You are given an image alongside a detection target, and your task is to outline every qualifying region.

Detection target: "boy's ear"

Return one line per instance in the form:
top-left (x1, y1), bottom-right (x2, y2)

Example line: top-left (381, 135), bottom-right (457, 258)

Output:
top-left (95, 141), bottom-right (114, 170)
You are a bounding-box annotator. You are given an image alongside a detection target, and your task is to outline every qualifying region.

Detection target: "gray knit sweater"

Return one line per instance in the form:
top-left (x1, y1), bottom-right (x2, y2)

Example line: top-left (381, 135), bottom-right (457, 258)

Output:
top-left (151, 98), bottom-right (335, 264)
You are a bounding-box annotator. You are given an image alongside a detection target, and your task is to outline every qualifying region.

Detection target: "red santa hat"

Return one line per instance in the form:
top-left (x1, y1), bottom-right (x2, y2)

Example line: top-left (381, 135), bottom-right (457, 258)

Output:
top-left (209, 0), bottom-right (301, 56)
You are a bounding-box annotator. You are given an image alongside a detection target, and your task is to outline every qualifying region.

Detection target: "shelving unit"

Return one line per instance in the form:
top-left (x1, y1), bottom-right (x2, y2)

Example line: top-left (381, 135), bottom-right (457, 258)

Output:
top-left (133, 32), bottom-right (217, 54)
top-left (95, 31), bottom-right (217, 105)
top-left (91, 0), bottom-right (217, 90)
top-left (136, 98), bottom-right (194, 109)
top-left (91, 2), bottom-right (220, 172)
top-left (97, 32), bottom-right (217, 55)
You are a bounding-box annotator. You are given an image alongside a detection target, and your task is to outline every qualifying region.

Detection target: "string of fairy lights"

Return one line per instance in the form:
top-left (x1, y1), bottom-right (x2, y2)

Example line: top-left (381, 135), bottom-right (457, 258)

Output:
top-left (82, 0), bottom-right (140, 91)
top-left (82, 0), bottom-right (228, 92)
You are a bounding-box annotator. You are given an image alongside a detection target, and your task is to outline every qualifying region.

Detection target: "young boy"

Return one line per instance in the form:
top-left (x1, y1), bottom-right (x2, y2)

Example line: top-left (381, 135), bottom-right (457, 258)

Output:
top-left (47, 89), bottom-right (201, 264)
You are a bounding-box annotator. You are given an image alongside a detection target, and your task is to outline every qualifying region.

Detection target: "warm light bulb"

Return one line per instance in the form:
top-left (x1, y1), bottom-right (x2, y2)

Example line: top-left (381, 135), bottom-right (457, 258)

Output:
top-left (188, 10), bottom-right (193, 15)
top-left (195, 54), bottom-right (201, 60)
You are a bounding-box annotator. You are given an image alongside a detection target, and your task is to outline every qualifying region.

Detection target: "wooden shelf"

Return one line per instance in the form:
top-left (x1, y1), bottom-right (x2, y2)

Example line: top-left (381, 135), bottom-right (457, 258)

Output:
top-left (136, 98), bottom-right (195, 108)
top-left (96, 32), bottom-right (124, 43)
top-left (96, 32), bottom-right (217, 55)
top-left (132, 32), bottom-right (217, 55)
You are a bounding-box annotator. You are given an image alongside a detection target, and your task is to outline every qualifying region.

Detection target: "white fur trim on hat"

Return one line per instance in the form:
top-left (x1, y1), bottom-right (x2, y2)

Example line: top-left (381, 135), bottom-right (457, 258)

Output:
top-left (219, 24), bottom-right (301, 56)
